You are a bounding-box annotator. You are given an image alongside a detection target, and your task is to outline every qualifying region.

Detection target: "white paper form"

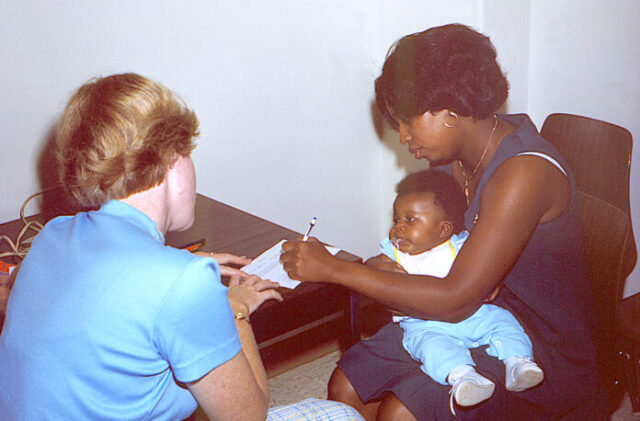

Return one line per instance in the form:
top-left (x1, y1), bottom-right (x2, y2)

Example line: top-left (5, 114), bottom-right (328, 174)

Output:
top-left (241, 239), bottom-right (341, 289)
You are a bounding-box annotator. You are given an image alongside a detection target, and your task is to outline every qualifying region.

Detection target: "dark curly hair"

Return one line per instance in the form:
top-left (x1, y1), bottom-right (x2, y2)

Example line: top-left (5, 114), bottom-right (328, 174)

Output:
top-left (396, 169), bottom-right (467, 234)
top-left (375, 23), bottom-right (509, 129)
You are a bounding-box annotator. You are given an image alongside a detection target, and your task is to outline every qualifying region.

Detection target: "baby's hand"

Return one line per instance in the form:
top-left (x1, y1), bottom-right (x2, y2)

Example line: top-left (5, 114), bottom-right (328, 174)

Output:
top-left (365, 254), bottom-right (407, 274)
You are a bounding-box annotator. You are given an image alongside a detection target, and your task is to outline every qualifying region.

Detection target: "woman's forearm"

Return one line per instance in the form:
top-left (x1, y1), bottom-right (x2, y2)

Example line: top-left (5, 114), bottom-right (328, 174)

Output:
top-left (232, 306), bottom-right (269, 401)
top-left (327, 258), bottom-right (476, 322)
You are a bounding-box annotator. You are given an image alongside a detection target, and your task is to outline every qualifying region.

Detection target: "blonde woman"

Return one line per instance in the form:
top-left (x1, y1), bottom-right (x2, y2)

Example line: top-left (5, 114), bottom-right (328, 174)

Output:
top-left (0, 73), bottom-right (362, 421)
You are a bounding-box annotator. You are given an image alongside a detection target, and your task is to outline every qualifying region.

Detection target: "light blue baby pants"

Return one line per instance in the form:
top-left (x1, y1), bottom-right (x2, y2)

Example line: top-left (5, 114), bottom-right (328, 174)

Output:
top-left (399, 304), bottom-right (533, 385)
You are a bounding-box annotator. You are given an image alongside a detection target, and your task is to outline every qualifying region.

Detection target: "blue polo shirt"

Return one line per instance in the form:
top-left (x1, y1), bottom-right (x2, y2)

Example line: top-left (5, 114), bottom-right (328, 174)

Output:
top-left (0, 200), bottom-right (241, 420)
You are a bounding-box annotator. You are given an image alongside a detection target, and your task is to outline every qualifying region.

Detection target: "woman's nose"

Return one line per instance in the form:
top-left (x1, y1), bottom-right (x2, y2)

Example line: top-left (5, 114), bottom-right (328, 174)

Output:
top-left (398, 124), bottom-right (411, 144)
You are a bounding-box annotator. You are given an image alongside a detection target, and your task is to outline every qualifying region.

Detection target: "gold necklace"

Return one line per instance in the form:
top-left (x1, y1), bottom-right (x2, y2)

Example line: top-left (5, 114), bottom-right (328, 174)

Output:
top-left (458, 115), bottom-right (499, 205)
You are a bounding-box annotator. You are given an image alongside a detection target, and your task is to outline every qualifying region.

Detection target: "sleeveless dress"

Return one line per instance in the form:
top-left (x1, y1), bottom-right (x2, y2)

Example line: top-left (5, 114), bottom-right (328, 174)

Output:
top-left (337, 114), bottom-right (604, 420)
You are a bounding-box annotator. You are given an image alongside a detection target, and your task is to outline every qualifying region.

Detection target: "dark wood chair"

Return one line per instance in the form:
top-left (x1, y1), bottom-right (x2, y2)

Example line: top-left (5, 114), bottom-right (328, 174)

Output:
top-left (576, 192), bottom-right (635, 411)
top-left (541, 113), bottom-right (638, 413)
top-left (541, 113), bottom-right (636, 275)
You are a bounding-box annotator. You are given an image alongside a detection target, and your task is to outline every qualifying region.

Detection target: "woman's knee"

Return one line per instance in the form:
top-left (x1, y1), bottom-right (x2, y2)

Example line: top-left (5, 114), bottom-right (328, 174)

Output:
top-left (328, 367), bottom-right (358, 403)
top-left (328, 367), bottom-right (381, 421)
top-left (377, 394), bottom-right (418, 421)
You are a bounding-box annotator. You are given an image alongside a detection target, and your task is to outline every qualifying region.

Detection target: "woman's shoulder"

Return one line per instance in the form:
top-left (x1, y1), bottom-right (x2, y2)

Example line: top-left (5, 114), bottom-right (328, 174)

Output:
top-left (472, 115), bottom-right (577, 228)
top-left (487, 114), bottom-right (571, 187)
top-left (496, 114), bottom-right (564, 161)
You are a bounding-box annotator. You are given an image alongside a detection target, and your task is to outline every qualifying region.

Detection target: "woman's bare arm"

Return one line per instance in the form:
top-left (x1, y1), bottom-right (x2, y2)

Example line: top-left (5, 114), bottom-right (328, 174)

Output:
top-left (187, 275), bottom-right (282, 420)
top-left (187, 348), bottom-right (267, 421)
top-left (281, 156), bottom-right (570, 322)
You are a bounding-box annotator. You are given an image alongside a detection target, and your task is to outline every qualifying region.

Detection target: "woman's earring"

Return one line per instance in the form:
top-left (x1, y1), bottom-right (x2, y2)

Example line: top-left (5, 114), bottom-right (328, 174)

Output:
top-left (443, 112), bottom-right (459, 128)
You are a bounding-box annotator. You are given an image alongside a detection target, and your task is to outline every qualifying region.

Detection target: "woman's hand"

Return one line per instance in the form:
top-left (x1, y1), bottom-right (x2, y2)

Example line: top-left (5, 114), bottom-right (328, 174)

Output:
top-left (280, 237), bottom-right (337, 283)
top-left (227, 274), bottom-right (283, 315)
top-left (195, 251), bottom-right (252, 278)
top-left (365, 254), bottom-right (408, 274)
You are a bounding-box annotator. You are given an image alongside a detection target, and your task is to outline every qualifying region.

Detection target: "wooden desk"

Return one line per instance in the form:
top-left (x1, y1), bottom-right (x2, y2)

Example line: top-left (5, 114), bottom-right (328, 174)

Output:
top-left (0, 194), bottom-right (363, 356)
top-left (165, 194), bottom-right (363, 350)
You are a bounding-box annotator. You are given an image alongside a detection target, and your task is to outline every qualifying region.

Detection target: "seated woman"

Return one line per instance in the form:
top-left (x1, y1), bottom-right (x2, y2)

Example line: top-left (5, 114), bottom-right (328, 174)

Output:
top-left (281, 24), bottom-right (604, 420)
top-left (0, 73), bottom-right (363, 421)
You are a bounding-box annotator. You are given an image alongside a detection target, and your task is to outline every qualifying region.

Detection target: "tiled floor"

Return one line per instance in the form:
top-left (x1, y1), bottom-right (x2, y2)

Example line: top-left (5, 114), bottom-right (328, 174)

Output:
top-left (268, 350), bottom-right (339, 407)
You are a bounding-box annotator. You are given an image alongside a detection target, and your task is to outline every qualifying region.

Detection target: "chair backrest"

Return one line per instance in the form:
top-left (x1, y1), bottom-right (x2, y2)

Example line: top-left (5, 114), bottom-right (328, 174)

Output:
top-left (541, 113), bottom-right (637, 280)
top-left (541, 113), bottom-right (633, 215)
top-left (543, 112), bottom-right (638, 407)
top-left (577, 192), bottom-right (634, 394)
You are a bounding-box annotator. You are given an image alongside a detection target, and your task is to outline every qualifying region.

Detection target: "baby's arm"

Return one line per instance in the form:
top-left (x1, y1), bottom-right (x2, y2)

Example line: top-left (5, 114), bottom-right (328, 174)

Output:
top-left (365, 253), bottom-right (407, 274)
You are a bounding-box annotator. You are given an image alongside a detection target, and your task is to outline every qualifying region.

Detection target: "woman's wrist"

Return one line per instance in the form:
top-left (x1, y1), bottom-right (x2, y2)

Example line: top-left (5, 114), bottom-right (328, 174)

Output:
top-left (233, 310), bottom-right (251, 324)
top-left (327, 258), bottom-right (356, 286)
top-left (229, 301), bottom-right (250, 318)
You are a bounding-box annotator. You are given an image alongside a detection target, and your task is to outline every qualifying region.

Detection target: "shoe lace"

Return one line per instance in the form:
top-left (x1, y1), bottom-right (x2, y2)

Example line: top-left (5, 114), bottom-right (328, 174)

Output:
top-left (449, 387), bottom-right (457, 416)
top-left (448, 379), bottom-right (462, 416)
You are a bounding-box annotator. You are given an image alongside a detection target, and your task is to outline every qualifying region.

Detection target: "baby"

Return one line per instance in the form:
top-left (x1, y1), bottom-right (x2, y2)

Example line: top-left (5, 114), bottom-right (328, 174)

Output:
top-left (366, 169), bottom-right (544, 414)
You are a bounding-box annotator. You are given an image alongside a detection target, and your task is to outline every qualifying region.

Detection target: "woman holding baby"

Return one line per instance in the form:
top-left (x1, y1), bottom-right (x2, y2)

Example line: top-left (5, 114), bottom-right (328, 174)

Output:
top-left (281, 23), bottom-right (603, 420)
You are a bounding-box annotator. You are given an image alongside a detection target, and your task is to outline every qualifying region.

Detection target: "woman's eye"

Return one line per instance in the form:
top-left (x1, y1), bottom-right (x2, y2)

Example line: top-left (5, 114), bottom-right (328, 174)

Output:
top-left (406, 217), bottom-right (415, 223)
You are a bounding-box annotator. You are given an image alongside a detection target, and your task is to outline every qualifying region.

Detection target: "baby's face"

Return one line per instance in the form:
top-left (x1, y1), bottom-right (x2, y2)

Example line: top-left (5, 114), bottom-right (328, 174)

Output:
top-left (390, 192), bottom-right (448, 255)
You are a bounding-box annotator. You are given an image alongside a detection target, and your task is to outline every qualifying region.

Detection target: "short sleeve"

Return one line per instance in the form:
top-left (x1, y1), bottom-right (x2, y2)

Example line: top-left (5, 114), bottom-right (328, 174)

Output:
top-left (450, 231), bottom-right (469, 254)
top-left (379, 237), bottom-right (397, 261)
top-left (153, 257), bottom-right (241, 383)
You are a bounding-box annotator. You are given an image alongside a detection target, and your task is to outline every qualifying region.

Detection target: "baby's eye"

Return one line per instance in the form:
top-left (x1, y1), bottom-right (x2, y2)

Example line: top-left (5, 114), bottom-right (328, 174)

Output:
top-left (406, 217), bottom-right (416, 223)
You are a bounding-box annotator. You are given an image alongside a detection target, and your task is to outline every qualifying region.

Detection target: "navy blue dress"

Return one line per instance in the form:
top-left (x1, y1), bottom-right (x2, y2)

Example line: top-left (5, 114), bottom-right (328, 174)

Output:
top-left (337, 114), bottom-right (603, 420)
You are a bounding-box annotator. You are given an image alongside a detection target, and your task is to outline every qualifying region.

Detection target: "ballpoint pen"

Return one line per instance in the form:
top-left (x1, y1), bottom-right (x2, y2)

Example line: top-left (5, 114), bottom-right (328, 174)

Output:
top-left (302, 217), bottom-right (317, 241)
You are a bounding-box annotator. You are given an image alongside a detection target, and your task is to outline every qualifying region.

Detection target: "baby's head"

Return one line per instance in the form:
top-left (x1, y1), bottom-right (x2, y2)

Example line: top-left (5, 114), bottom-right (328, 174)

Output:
top-left (390, 169), bottom-right (466, 255)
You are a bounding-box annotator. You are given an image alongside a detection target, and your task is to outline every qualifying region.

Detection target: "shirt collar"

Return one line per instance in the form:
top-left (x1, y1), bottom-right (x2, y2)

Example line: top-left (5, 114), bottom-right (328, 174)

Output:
top-left (98, 200), bottom-right (165, 244)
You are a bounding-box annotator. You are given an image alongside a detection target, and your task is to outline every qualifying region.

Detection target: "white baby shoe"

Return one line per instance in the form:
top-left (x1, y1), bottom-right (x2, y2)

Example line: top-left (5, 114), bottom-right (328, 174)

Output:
top-left (448, 365), bottom-right (495, 415)
top-left (505, 356), bottom-right (544, 392)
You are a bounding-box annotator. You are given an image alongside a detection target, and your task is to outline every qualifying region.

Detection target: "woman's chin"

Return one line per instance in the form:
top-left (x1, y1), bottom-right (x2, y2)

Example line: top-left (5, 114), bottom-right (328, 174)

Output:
top-left (426, 157), bottom-right (455, 167)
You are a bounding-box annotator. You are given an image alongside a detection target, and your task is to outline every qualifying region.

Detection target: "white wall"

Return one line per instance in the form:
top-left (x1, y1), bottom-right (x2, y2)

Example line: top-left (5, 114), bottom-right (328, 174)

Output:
top-left (0, 0), bottom-right (382, 258)
top-left (1, 1), bottom-right (638, 291)
top-left (526, 0), bottom-right (640, 295)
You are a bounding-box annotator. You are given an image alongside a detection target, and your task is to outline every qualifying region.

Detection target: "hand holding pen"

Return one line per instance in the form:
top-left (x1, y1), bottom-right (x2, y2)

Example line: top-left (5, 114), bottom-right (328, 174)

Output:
top-left (280, 217), bottom-right (339, 283)
top-left (302, 217), bottom-right (317, 241)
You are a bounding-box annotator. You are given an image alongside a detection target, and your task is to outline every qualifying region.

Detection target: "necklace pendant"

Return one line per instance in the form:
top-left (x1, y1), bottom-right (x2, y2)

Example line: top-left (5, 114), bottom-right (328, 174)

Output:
top-left (464, 185), bottom-right (470, 205)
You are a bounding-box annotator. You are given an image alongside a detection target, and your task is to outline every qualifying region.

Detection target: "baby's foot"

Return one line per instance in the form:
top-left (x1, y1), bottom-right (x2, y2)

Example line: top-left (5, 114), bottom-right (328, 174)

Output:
top-left (448, 365), bottom-right (495, 415)
top-left (505, 356), bottom-right (544, 392)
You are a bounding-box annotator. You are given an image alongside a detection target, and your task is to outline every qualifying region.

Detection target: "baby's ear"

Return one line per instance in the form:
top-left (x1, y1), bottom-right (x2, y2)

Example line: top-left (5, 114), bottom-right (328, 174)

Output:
top-left (439, 221), bottom-right (453, 239)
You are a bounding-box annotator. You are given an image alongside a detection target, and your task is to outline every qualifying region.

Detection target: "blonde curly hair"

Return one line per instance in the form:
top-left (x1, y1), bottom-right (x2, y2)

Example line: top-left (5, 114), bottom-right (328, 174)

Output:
top-left (55, 73), bottom-right (199, 208)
